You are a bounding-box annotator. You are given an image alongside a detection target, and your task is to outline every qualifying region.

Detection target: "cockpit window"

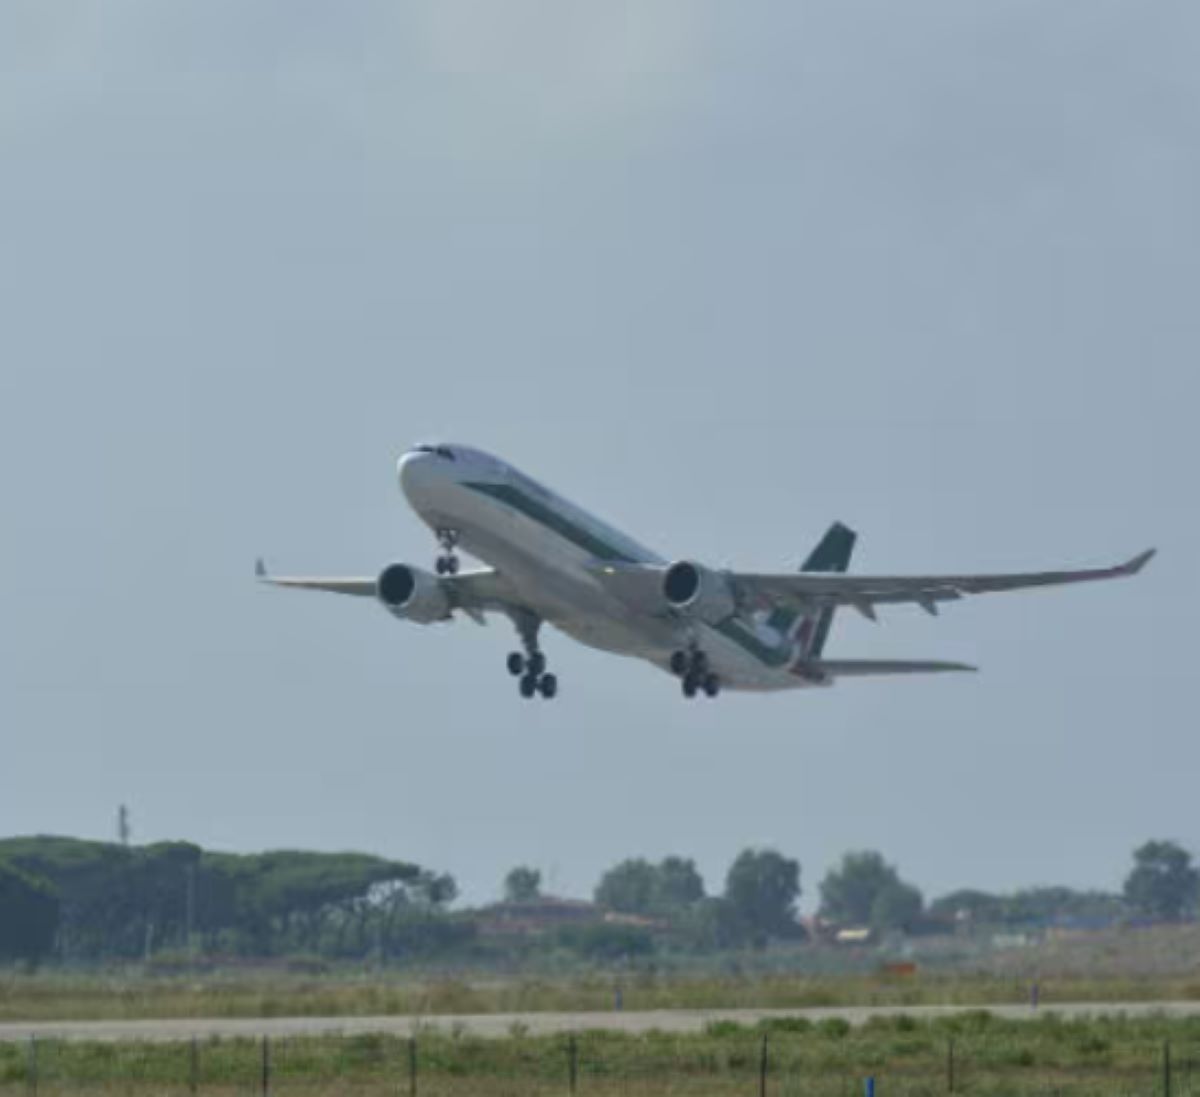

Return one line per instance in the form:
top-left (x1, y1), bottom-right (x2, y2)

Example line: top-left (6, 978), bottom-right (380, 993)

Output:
top-left (411, 444), bottom-right (456, 461)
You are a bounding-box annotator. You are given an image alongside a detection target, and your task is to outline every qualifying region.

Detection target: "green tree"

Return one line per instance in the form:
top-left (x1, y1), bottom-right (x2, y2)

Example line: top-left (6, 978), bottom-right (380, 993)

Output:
top-left (503, 866), bottom-right (542, 903)
top-left (0, 860), bottom-right (59, 960)
top-left (595, 859), bottom-right (658, 914)
top-left (820, 851), bottom-right (924, 932)
top-left (723, 849), bottom-right (802, 946)
top-left (1124, 841), bottom-right (1200, 921)
top-left (656, 857), bottom-right (705, 909)
top-left (595, 857), bottom-right (706, 917)
top-left (870, 881), bottom-right (924, 933)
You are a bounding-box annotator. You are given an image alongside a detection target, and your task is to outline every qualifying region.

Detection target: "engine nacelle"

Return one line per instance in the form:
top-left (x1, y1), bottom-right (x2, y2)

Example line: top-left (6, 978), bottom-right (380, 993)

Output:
top-left (376, 564), bottom-right (451, 624)
top-left (662, 560), bottom-right (736, 623)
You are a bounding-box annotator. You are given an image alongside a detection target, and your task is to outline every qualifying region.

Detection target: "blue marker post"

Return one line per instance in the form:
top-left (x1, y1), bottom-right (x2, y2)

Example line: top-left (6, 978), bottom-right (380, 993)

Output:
top-left (865, 1077), bottom-right (876, 1097)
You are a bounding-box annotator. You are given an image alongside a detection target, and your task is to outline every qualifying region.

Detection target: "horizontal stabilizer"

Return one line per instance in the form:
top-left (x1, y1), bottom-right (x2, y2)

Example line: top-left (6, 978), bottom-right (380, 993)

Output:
top-left (801, 658), bottom-right (977, 678)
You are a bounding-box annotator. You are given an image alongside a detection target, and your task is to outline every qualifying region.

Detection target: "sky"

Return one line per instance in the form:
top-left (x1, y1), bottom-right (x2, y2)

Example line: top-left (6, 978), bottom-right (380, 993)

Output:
top-left (1, 1), bottom-right (1196, 910)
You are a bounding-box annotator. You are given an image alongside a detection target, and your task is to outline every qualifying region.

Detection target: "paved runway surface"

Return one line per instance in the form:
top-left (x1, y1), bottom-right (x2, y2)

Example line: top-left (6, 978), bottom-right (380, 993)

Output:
top-left (4, 1002), bottom-right (1200, 1043)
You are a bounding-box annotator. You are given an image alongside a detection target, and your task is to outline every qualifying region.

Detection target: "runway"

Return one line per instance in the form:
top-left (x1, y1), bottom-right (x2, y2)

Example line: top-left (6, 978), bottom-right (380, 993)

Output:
top-left (3, 1001), bottom-right (1200, 1043)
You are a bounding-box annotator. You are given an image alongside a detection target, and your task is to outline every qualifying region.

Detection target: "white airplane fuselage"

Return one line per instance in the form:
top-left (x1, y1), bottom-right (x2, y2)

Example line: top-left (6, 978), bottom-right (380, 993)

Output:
top-left (398, 444), bottom-right (811, 691)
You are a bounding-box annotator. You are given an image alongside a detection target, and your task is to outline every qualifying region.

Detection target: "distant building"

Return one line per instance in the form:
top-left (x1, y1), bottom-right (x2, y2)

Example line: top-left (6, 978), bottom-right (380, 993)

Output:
top-left (834, 927), bottom-right (873, 946)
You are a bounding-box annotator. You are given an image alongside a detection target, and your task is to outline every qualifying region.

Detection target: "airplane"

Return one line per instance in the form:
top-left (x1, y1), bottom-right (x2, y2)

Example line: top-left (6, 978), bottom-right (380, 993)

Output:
top-left (258, 442), bottom-right (1155, 700)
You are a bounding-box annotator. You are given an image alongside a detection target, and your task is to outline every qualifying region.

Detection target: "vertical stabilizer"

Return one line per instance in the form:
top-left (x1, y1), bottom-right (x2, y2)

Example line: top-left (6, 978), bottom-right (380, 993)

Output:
top-left (798, 522), bottom-right (857, 658)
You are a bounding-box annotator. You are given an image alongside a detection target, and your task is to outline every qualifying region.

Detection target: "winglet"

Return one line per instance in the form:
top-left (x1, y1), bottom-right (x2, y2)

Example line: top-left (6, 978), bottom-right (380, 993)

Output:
top-left (255, 558), bottom-right (268, 580)
top-left (1121, 548), bottom-right (1156, 576)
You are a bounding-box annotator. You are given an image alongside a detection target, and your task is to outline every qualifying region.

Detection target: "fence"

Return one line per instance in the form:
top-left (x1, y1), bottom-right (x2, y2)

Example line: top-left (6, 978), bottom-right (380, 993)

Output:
top-left (2, 1028), bottom-right (1197, 1096)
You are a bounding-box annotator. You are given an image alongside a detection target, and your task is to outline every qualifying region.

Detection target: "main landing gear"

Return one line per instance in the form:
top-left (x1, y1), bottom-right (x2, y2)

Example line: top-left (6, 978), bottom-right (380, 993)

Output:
top-left (670, 648), bottom-right (720, 700)
top-left (507, 614), bottom-right (558, 700)
top-left (434, 528), bottom-right (460, 576)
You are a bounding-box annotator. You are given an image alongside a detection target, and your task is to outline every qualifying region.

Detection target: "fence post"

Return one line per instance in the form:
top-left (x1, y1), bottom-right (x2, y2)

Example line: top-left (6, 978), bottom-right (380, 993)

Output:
top-left (261, 1035), bottom-right (270, 1097)
top-left (26, 1036), bottom-right (37, 1097)
top-left (1164, 1040), bottom-right (1172, 1097)
top-left (946, 1037), bottom-right (955, 1093)
top-left (189, 1037), bottom-right (199, 1096)
top-left (568, 1034), bottom-right (578, 1096)
top-left (408, 1036), bottom-right (418, 1097)
top-left (759, 1033), bottom-right (768, 1097)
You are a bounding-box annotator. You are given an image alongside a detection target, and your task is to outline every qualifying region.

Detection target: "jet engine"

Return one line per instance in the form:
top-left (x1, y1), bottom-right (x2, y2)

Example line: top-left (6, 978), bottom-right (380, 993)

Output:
top-left (662, 560), bottom-right (736, 623)
top-left (376, 564), bottom-right (451, 623)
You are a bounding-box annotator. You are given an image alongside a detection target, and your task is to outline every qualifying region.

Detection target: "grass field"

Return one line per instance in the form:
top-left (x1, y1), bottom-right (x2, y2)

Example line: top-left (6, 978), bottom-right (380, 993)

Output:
top-left (3, 969), bottom-right (1200, 1024)
top-left (3, 1013), bottom-right (1200, 1095)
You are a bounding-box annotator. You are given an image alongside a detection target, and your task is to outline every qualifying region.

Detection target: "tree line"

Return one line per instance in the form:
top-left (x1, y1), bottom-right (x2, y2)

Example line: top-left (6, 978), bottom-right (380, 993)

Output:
top-left (509, 839), bottom-right (1200, 951)
top-left (0, 836), bottom-right (457, 963)
top-left (2, 834), bottom-right (1197, 964)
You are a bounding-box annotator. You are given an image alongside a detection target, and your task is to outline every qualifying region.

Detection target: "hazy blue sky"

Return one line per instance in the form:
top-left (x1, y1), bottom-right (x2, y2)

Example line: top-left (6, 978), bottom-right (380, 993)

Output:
top-left (1, 1), bottom-right (1195, 909)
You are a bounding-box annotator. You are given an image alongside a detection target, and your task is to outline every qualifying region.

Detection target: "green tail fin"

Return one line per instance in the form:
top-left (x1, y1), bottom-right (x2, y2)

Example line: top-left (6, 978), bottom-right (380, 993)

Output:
top-left (801, 522), bottom-right (857, 658)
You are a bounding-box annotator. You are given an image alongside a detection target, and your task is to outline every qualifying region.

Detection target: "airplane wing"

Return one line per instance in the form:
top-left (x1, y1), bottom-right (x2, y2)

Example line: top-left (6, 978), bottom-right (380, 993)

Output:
top-left (255, 560), bottom-right (520, 622)
top-left (255, 559), bottom-right (376, 596)
top-left (732, 548), bottom-right (1156, 621)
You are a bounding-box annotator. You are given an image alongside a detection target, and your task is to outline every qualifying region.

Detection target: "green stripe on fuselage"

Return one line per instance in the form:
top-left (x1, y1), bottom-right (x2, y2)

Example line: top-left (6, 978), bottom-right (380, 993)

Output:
top-left (464, 482), bottom-right (639, 563)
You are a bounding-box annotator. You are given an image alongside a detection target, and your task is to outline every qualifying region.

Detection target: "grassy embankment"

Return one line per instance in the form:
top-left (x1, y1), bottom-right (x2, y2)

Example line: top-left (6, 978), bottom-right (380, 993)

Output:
top-left (8, 924), bottom-right (1200, 1022)
top-left (4, 1013), bottom-right (1200, 1095)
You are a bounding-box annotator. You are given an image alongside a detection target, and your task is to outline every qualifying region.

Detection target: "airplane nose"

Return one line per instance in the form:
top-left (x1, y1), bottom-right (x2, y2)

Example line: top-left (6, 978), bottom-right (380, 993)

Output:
top-left (397, 451), bottom-right (427, 496)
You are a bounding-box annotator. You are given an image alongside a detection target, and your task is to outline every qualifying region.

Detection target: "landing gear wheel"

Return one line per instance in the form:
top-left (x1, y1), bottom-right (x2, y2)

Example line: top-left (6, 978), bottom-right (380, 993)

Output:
top-left (702, 673), bottom-right (721, 699)
top-left (690, 650), bottom-right (709, 677)
top-left (669, 650), bottom-right (689, 677)
top-left (510, 612), bottom-right (556, 699)
top-left (682, 674), bottom-right (699, 699)
top-left (434, 529), bottom-right (460, 575)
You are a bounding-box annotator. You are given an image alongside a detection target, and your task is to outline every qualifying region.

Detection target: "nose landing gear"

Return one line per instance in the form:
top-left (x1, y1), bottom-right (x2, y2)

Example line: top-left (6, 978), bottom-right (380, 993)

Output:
top-left (434, 529), bottom-right (460, 575)
top-left (670, 647), bottom-right (720, 700)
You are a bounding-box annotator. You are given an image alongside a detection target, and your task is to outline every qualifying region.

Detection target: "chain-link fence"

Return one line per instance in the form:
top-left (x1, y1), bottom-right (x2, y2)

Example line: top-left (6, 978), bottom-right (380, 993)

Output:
top-left (2, 1029), bottom-right (1196, 1096)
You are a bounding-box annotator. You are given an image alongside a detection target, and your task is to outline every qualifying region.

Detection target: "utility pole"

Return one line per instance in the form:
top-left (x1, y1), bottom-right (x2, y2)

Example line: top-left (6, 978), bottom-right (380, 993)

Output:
top-left (185, 864), bottom-right (196, 957)
top-left (117, 804), bottom-right (131, 846)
